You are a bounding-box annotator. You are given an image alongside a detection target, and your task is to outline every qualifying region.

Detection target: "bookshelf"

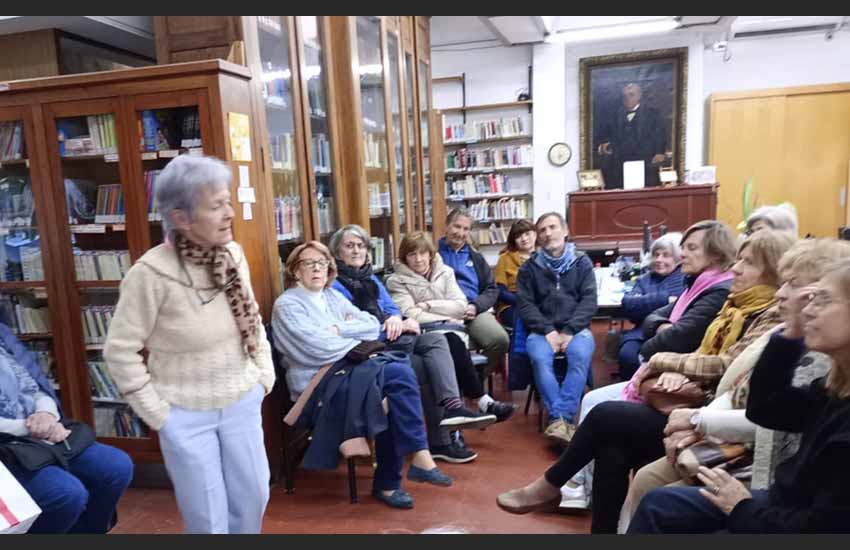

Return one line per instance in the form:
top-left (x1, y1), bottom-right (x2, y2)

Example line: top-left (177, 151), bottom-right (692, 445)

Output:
top-left (0, 60), bottom-right (277, 468)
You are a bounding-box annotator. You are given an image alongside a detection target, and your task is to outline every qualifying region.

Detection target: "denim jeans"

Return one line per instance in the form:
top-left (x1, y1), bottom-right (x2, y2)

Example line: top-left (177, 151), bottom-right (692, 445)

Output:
top-left (9, 441), bottom-right (133, 534)
top-left (628, 487), bottom-right (770, 533)
top-left (526, 329), bottom-right (595, 422)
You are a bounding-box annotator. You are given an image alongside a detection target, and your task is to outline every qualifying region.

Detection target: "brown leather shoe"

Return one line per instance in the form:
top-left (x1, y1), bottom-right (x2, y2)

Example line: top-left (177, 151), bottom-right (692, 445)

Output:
top-left (496, 481), bottom-right (562, 514)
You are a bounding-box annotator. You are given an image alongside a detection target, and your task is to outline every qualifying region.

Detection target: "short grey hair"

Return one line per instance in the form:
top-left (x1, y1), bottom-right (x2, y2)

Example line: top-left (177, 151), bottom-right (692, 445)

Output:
top-left (156, 155), bottom-right (232, 240)
top-left (446, 207), bottom-right (473, 226)
top-left (746, 204), bottom-right (798, 236)
top-left (329, 224), bottom-right (371, 261)
top-left (650, 232), bottom-right (683, 263)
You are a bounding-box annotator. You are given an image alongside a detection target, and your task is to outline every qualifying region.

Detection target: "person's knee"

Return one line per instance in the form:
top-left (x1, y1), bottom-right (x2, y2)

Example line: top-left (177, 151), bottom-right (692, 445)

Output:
top-left (108, 449), bottom-right (134, 490)
top-left (55, 476), bottom-right (90, 520)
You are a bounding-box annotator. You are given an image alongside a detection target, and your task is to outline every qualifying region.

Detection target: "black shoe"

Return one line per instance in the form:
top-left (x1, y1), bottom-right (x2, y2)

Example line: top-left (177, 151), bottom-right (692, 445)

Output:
top-left (431, 440), bottom-right (478, 464)
top-left (485, 400), bottom-right (518, 423)
top-left (440, 406), bottom-right (497, 430)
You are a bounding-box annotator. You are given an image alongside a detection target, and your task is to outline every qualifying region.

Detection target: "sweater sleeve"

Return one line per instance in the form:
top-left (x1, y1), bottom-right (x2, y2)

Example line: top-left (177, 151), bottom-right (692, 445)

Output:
top-left (333, 291), bottom-right (382, 340)
top-left (103, 263), bottom-right (172, 430)
top-left (376, 278), bottom-right (402, 317)
top-left (427, 269), bottom-right (468, 318)
top-left (621, 275), bottom-right (674, 325)
top-left (698, 393), bottom-right (757, 442)
top-left (271, 298), bottom-right (361, 364)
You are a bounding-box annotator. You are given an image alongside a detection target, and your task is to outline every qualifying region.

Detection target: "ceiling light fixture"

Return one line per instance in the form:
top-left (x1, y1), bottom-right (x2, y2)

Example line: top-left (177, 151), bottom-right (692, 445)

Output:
top-left (546, 18), bottom-right (679, 44)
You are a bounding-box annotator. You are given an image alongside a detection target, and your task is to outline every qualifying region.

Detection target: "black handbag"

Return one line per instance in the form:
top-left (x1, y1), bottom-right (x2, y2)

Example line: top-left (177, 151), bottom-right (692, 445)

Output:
top-left (0, 420), bottom-right (96, 471)
top-left (344, 340), bottom-right (386, 365)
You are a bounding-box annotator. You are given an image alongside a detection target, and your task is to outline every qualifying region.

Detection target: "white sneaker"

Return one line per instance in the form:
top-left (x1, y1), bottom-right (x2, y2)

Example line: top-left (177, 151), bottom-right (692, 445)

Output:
top-left (559, 483), bottom-right (590, 510)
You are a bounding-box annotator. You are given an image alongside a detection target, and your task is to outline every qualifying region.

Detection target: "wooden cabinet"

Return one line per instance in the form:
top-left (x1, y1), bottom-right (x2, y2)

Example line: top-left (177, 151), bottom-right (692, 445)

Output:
top-left (0, 61), bottom-right (278, 467)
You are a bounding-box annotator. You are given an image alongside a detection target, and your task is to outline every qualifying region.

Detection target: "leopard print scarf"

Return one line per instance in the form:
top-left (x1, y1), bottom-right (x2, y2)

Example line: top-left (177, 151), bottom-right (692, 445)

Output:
top-left (175, 233), bottom-right (259, 358)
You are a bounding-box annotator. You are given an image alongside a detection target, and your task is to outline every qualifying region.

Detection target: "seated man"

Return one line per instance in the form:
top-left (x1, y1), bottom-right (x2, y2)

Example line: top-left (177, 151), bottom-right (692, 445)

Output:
top-left (516, 212), bottom-right (598, 445)
top-left (438, 208), bottom-right (511, 378)
top-left (0, 320), bottom-right (133, 533)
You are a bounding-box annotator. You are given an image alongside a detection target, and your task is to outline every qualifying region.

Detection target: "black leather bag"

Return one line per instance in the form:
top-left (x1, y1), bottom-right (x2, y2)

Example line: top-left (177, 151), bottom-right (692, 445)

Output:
top-left (344, 340), bottom-right (386, 365)
top-left (0, 420), bottom-right (96, 471)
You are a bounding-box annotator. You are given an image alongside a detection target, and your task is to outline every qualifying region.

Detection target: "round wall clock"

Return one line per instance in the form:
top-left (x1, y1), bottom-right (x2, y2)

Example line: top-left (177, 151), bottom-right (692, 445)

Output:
top-left (548, 142), bottom-right (572, 166)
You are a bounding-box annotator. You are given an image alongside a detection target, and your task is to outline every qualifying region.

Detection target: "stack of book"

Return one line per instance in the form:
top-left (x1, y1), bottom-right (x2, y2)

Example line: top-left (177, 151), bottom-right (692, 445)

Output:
top-left (473, 223), bottom-right (511, 246)
top-left (0, 121), bottom-right (24, 161)
top-left (312, 134), bottom-right (331, 173)
top-left (7, 303), bottom-right (50, 334)
top-left (274, 195), bottom-right (302, 242)
top-left (145, 170), bottom-right (162, 221)
top-left (94, 184), bottom-right (125, 224)
top-left (363, 132), bottom-right (384, 169)
top-left (270, 133), bottom-right (295, 170)
top-left (447, 173), bottom-right (511, 198)
top-left (445, 144), bottom-right (533, 171)
top-left (19, 246), bottom-right (44, 281)
top-left (58, 115), bottom-right (117, 157)
top-left (88, 361), bottom-right (122, 400)
top-left (468, 197), bottom-right (530, 222)
top-left (93, 408), bottom-right (146, 438)
top-left (81, 305), bottom-right (115, 345)
top-left (141, 109), bottom-right (201, 151)
top-left (444, 115), bottom-right (531, 143)
top-left (73, 250), bottom-right (131, 281)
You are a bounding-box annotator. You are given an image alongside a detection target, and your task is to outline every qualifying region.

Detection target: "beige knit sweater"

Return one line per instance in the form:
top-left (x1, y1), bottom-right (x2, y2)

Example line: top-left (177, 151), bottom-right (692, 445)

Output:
top-left (103, 241), bottom-right (275, 430)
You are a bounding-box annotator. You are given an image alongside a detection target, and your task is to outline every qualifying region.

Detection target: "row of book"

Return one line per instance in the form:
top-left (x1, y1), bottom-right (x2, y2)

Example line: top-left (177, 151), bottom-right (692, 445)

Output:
top-left (467, 197), bottom-right (530, 222)
top-left (7, 303), bottom-right (49, 335)
top-left (472, 223), bottom-right (512, 246)
top-left (94, 184), bottom-right (125, 224)
top-left (145, 170), bottom-right (162, 221)
top-left (363, 132), bottom-right (385, 169)
top-left (81, 305), bottom-right (115, 345)
top-left (270, 133), bottom-right (295, 170)
top-left (443, 115), bottom-right (531, 143)
top-left (257, 16), bottom-right (282, 35)
top-left (274, 195), bottom-right (303, 242)
top-left (88, 361), bottom-right (122, 400)
top-left (312, 134), bottom-right (332, 173)
top-left (93, 407), bottom-right (146, 438)
top-left (446, 173), bottom-right (512, 198)
top-left (262, 60), bottom-right (290, 108)
top-left (370, 236), bottom-right (387, 270)
top-left (140, 109), bottom-right (202, 151)
top-left (73, 250), bottom-right (131, 281)
top-left (0, 121), bottom-right (25, 161)
top-left (445, 145), bottom-right (533, 171)
top-left (58, 115), bottom-right (117, 157)
top-left (368, 183), bottom-right (392, 215)
top-left (317, 196), bottom-right (334, 236)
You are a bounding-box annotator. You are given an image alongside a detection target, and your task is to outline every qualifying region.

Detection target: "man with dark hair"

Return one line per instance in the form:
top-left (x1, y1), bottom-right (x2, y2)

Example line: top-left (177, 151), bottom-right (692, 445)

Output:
top-left (597, 83), bottom-right (668, 189)
top-left (516, 212), bottom-right (597, 445)
top-left (438, 208), bottom-right (516, 421)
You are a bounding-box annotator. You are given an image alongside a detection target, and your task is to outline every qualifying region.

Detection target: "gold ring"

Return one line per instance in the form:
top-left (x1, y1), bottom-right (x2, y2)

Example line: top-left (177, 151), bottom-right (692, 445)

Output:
top-left (712, 485), bottom-right (720, 495)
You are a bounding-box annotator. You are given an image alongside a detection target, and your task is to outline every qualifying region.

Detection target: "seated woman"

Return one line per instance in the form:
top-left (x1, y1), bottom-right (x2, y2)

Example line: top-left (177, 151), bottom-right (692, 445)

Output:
top-left (494, 219), bottom-right (537, 329)
top-left (271, 241), bottom-right (451, 509)
top-left (745, 203), bottom-right (798, 238)
top-left (496, 229), bottom-right (795, 533)
top-left (387, 231), bottom-right (517, 424)
top-left (621, 237), bottom-right (849, 531)
top-left (629, 255), bottom-right (850, 533)
top-left (328, 224), bottom-right (496, 464)
top-left (0, 320), bottom-right (133, 533)
top-left (618, 232), bottom-right (685, 380)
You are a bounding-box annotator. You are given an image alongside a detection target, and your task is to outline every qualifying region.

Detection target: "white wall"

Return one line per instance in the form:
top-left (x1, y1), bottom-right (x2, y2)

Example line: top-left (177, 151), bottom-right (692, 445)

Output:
top-left (432, 45), bottom-right (532, 108)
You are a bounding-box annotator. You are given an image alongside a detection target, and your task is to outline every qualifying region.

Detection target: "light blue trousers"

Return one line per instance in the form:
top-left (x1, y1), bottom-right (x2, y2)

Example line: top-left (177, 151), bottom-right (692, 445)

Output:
top-left (158, 383), bottom-right (270, 534)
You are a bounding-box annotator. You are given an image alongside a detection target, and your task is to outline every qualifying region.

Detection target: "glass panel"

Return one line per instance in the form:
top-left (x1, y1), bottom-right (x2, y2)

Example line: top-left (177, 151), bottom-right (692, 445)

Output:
top-left (356, 16), bottom-right (392, 272)
top-left (387, 33), bottom-right (405, 238)
top-left (136, 106), bottom-right (203, 247)
top-left (258, 16), bottom-right (305, 269)
top-left (404, 53), bottom-right (421, 229)
top-left (0, 288), bottom-right (56, 392)
top-left (418, 62), bottom-right (432, 231)
top-left (0, 120), bottom-right (44, 282)
top-left (300, 16), bottom-right (338, 246)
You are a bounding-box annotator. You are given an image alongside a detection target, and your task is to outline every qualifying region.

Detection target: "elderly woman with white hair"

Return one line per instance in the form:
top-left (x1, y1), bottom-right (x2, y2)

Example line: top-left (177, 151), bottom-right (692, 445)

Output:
top-left (618, 232), bottom-right (687, 380)
top-left (745, 204), bottom-right (798, 237)
top-left (104, 155), bottom-right (275, 533)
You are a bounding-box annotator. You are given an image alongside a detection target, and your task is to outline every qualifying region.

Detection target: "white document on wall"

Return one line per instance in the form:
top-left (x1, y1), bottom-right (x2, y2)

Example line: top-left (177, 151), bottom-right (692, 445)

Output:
top-left (623, 161), bottom-right (645, 190)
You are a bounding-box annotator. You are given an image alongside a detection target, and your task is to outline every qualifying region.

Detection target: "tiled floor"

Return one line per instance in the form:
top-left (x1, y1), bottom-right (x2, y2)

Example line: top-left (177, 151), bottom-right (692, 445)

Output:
top-left (112, 321), bottom-right (621, 534)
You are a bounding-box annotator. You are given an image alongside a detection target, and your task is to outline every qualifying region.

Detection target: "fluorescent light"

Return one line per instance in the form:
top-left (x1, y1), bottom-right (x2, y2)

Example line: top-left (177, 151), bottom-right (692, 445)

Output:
top-left (546, 19), bottom-right (679, 44)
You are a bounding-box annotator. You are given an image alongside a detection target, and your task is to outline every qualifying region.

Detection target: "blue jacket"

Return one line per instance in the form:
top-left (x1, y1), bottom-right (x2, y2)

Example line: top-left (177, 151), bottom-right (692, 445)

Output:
top-left (621, 266), bottom-right (685, 325)
top-left (0, 322), bottom-right (59, 414)
top-left (298, 351), bottom-right (408, 470)
top-left (438, 238), bottom-right (499, 313)
top-left (332, 277), bottom-right (401, 318)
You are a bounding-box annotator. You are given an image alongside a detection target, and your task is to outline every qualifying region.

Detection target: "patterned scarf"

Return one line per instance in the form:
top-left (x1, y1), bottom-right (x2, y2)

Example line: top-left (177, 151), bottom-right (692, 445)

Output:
top-left (0, 346), bottom-right (38, 420)
top-left (697, 284), bottom-right (777, 356)
top-left (535, 242), bottom-right (576, 275)
top-left (175, 233), bottom-right (259, 358)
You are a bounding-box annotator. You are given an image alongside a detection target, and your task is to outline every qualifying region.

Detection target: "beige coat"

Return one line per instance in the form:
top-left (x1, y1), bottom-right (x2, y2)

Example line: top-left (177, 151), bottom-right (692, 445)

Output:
top-left (386, 255), bottom-right (467, 325)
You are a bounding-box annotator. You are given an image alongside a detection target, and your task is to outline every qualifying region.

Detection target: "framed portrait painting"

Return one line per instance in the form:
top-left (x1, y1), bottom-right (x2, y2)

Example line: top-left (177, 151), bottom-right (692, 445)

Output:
top-left (579, 47), bottom-right (687, 190)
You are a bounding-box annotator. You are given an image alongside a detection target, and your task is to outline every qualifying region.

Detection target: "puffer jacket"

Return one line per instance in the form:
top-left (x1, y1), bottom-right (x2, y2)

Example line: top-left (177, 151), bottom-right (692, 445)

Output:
top-left (385, 255), bottom-right (467, 325)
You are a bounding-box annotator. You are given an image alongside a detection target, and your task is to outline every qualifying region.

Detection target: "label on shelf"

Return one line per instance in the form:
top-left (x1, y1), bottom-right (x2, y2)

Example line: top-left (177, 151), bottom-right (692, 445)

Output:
top-left (104, 153), bottom-right (119, 163)
top-left (111, 224), bottom-right (126, 232)
top-left (188, 148), bottom-right (204, 157)
top-left (71, 224), bottom-right (107, 234)
top-left (141, 152), bottom-right (158, 160)
top-left (158, 150), bottom-right (179, 158)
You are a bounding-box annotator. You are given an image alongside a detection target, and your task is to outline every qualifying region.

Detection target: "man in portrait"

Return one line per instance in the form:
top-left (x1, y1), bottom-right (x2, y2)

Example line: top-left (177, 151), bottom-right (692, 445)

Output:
top-left (596, 83), bottom-right (668, 189)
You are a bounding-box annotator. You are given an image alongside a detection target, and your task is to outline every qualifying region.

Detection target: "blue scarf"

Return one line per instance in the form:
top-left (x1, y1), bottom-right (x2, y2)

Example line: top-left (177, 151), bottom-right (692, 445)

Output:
top-left (535, 243), bottom-right (576, 275)
top-left (0, 346), bottom-right (38, 420)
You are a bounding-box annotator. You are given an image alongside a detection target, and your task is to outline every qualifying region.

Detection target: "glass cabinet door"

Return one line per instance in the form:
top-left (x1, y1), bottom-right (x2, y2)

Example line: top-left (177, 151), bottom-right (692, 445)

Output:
top-left (257, 16), bottom-right (306, 264)
top-left (387, 31), bottom-right (406, 239)
top-left (404, 52), bottom-right (421, 231)
top-left (298, 16), bottom-right (339, 245)
top-left (418, 61), bottom-right (432, 232)
top-left (355, 16), bottom-right (392, 272)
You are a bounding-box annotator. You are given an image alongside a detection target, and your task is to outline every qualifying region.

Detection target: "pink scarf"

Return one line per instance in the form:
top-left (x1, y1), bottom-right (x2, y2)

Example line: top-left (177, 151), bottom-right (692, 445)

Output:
top-left (620, 267), bottom-right (734, 402)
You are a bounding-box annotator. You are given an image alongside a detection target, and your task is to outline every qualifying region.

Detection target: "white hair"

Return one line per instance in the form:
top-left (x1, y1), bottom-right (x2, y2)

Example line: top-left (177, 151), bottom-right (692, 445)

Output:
top-left (746, 204), bottom-right (798, 236)
top-left (651, 232), bottom-right (683, 263)
top-left (328, 224), bottom-right (372, 261)
top-left (155, 154), bottom-right (232, 240)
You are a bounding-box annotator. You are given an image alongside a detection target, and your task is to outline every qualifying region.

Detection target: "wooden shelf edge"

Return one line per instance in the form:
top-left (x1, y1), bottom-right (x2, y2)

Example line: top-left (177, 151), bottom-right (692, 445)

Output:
top-left (440, 100), bottom-right (533, 114)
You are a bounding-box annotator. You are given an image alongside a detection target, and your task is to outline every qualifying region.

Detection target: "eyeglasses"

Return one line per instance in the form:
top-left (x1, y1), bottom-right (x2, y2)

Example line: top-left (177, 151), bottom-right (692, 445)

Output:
top-left (342, 242), bottom-right (367, 251)
top-left (806, 290), bottom-right (849, 312)
top-left (299, 259), bottom-right (330, 270)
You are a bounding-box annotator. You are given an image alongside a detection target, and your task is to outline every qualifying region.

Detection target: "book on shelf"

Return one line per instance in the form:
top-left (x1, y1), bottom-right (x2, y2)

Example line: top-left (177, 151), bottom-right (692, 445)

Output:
top-left (0, 121), bottom-right (25, 161)
top-left (274, 195), bottom-right (302, 241)
top-left (368, 183), bottom-right (391, 216)
top-left (57, 115), bottom-right (117, 157)
top-left (370, 236), bottom-right (385, 270)
top-left (311, 133), bottom-right (331, 173)
top-left (93, 407), bottom-right (146, 438)
top-left (0, 294), bottom-right (50, 334)
top-left (445, 144), bottom-right (533, 171)
top-left (80, 305), bottom-right (115, 345)
top-left (88, 361), bottom-right (122, 400)
top-left (19, 246), bottom-right (44, 282)
top-left (258, 16), bottom-right (282, 35)
top-left (64, 179), bottom-right (98, 225)
top-left (317, 195), bottom-right (334, 236)
top-left (446, 173), bottom-right (511, 198)
top-left (443, 114), bottom-right (531, 143)
top-left (467, 197), bottom-right (530, 222)
top-left (271, 133), bottom-right (295, 170)
top-left (145, 170), bottom-right (162, 221)
top-left (73, 250), bottom-right (130, 281)
top-left (362, 132), bottom-right (384, 169)
top-left (140, 109), bottom-right (201, 152)
top-left (94, 184), bottom-right (125, 224)
top-left (472, 223), bottom-right (511, 247)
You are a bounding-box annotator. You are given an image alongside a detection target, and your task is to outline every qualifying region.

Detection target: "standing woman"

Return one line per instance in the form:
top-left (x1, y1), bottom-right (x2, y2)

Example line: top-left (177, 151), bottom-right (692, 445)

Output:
top-left (104, 155), bottom-right (275, 534)
top-left (494, 219), bottom-right (537, 328)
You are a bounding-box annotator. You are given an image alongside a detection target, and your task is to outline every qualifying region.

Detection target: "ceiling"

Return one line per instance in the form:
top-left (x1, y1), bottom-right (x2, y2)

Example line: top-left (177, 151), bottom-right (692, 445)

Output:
top-left (0, 16), bottom-right (155, 58)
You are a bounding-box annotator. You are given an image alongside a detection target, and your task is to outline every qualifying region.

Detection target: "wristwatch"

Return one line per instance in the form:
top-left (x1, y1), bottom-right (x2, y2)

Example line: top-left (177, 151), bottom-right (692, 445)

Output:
top-left (689, 410), bottom-right (701, 429)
